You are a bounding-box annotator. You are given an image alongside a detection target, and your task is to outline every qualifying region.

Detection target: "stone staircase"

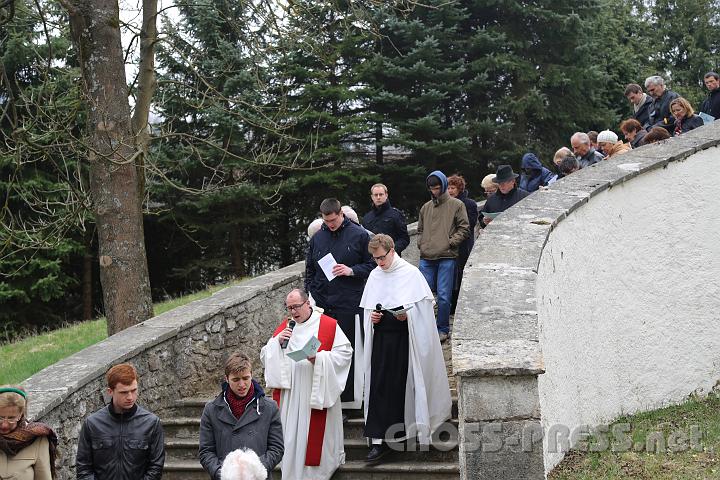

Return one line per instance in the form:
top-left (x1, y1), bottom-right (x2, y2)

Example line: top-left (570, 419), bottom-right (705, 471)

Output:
top-left (163, 336), bottom-right (459, 479)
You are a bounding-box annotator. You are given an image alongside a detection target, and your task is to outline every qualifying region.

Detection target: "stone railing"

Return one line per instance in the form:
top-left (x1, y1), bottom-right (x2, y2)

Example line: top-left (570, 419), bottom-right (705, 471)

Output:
top-left (453, 124), bottom-right (720, 479)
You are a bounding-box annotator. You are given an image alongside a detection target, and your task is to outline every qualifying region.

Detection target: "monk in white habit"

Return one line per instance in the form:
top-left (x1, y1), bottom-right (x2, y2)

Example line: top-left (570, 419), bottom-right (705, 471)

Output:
top-left (359, 234), bottom-right (452, 464)
top-left (261, 288), bottom-right (352, 480)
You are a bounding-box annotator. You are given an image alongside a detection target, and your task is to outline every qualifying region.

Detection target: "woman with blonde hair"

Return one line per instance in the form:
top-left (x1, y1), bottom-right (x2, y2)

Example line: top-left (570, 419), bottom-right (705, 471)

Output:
top-left (0, 386), bottom-right (57, 479)
top-left (670, 97), bottom-right (703, 135)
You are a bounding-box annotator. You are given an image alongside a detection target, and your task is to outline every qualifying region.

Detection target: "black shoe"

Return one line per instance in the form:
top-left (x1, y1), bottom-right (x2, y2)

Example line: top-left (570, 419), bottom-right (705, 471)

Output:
top-left (366, 444), bottom-right (390, 464)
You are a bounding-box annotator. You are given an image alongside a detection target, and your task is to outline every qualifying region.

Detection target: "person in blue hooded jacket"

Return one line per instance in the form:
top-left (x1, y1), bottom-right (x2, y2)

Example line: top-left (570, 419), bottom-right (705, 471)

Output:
top-left (519, 153), bottom-right (557, 193)
top-left (417, 171), bottom-right (469, 342)
top-left (199, 352), bottom-right (284, 480)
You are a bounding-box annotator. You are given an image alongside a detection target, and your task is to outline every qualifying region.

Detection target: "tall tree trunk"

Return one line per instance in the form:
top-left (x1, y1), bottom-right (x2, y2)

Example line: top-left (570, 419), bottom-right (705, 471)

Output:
top-left (375, 121), bottom-right (383, 165)
top-left (230, 225), bottom-right (246, 278)
top-left (82, 229), bottom-right (94, 321)
top-left (62, 0), bottom-right (154, 335)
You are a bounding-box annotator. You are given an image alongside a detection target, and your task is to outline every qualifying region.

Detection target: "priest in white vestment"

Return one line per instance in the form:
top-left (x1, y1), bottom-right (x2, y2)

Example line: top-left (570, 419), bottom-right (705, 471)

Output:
top-left (261, 288), bottom-right (353, 480)
top-left (359, 234), bottom-right (452, 463)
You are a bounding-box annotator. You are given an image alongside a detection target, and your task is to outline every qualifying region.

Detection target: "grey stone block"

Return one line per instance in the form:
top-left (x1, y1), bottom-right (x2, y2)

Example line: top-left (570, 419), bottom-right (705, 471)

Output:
top-left (458, 375), bottom-right (540, 422)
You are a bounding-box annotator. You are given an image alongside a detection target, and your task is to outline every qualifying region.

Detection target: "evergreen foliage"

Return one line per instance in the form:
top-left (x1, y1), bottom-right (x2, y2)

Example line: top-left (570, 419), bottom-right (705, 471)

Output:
top-left (2, 0), bottom-right (719, 335)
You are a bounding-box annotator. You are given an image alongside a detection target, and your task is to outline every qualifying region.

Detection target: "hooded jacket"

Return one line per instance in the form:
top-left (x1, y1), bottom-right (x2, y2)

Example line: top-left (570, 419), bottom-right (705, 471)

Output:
top-left (199, 380), bottom-right (283, 480)
top-left (76, 403), bottom-right (165, 480)
top-left (305, 216), bottom-right (375, 311)
top-left (519, 153), bottom-right (557, 193)
top-left (362, 199), bottom-right (410, 254)
top-left (417, 171), bottom-right (470, 260)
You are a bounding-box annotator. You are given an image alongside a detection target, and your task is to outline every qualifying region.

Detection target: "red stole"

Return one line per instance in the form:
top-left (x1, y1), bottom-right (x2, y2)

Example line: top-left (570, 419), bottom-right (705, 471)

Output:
top-left (272, 314), bottom-right (337, 466)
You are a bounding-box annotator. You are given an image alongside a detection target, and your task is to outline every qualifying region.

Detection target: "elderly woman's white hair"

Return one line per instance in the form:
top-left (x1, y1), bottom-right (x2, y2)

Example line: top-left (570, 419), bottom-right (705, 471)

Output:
top-left (480, 174), bottom-right (496, 189)
top-left (220, 448), bottom-right (267, 480)
top-left (307, 218), bottom-right (323, 239)
top-left (341, 205), bottom-right (359, 224)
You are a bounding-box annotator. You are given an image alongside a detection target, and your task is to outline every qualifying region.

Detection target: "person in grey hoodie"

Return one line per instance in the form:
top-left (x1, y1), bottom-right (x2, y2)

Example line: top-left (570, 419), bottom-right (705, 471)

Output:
top-left (199, 352), bottom-right (283, 480)
top-left (417, 170), bottom-right (469, 342)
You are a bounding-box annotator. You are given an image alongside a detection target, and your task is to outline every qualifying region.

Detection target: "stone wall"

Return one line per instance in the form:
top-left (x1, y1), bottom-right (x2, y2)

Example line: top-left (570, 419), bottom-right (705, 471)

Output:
top-left (453, 123), bottom-right (720, 479)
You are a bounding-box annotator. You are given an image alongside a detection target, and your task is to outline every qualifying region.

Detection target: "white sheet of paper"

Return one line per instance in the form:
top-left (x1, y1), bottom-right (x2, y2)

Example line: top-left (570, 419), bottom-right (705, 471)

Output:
top-left (286, 336), bottom-right (322, 362)
top-left (318, 252), bottom-right (338, 281)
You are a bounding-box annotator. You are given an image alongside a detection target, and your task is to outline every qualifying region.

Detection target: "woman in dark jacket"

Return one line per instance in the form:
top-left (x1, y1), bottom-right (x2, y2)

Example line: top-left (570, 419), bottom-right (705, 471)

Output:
top-left (670, 97), bottom-right (704, 135)
top-left (447, 174), bottom-right (477, 313)
top-left (199, 352), bottom-right (284, 480)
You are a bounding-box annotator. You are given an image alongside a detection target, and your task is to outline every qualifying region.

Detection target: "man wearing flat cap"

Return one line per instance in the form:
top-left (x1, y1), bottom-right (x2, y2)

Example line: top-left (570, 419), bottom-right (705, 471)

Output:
top-left (479, 165), bottom-right (529, 227)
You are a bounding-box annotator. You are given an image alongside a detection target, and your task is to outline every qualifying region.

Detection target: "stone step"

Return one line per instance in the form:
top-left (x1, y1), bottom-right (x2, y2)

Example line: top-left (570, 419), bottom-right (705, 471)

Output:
top-left (164, 436), bottom-right (458, 463)
top-left (169, 392), bottom-right (458, 419)
top-left (164, 416), bottom-right (460, 445)
top-left (163, 459), bottom-right (459, 480)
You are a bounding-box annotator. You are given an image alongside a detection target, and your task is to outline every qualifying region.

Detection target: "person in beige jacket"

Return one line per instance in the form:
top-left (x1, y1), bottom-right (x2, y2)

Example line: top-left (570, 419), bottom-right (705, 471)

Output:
top-left (417, 170), bottom-right (469, 342)
top-left (0, 386), bottom-right (57, 480)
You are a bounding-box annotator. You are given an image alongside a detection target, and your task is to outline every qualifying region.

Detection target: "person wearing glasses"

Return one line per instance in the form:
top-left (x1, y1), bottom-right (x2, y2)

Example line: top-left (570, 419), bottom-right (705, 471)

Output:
top-left (261, 288), bottom-right (352, 480)
top-left (358, 235), bottom-right (451, 464)
top-left (0, 386), bottom-right (57, 480)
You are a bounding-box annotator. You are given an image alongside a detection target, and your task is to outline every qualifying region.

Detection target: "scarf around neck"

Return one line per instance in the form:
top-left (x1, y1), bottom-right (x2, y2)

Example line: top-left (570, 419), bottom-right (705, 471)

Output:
top-left (0, 419), bottom-right (58, 478)
top-left (226, 382), bottom-right (255, 420)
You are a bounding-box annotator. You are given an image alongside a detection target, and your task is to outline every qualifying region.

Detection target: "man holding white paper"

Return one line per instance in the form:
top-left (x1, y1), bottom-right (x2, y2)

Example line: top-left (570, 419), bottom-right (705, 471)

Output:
top-left (261, 288), bottom-right (352, 480)
top-left (360, 234), bottom-right (452, 464)
top-left (304, 198), bottom-right (375, 411)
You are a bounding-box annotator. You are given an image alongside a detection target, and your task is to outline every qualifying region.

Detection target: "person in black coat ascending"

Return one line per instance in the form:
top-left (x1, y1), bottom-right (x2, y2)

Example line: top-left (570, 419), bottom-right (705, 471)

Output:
top-left (361, 183), bottom-right (410, 255)
top-left (447, 175), bottom-right (477, 313)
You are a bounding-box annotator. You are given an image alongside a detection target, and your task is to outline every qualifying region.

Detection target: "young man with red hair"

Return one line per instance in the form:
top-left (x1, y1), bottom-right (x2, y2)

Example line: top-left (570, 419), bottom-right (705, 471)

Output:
top-left (76, 363), bottom-right (165, 479)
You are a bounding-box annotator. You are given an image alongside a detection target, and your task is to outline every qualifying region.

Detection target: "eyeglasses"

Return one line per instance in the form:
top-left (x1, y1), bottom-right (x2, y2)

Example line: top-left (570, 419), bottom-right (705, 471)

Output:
top-left (373, 249), bottom-right (392, 262)
top-left (0, 416), bottom-right (20, 424)
top-left (285, 302), bottom-right (307, 312)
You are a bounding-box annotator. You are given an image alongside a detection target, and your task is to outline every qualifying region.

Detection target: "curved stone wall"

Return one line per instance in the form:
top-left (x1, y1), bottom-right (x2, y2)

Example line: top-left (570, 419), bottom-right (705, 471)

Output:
top-left (453, 124), bottom-right (720, 479)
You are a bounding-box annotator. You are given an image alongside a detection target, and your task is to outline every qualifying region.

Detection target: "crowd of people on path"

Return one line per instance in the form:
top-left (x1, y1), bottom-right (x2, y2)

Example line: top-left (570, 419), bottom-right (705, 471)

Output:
top-left (2, 72), bottom-right (716, 480)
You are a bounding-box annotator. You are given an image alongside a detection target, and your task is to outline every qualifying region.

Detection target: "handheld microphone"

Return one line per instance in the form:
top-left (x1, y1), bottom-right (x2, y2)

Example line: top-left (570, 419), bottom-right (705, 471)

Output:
top-left (280, 320), bottom-right (296, 349)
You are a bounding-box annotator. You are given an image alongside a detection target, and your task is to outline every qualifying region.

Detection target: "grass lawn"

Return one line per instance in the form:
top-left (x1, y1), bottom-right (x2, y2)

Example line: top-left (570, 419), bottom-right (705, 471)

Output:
top-left (0, 281), bottom-right (240, 385)
top-left (549, 392), bottom-right (720, 479)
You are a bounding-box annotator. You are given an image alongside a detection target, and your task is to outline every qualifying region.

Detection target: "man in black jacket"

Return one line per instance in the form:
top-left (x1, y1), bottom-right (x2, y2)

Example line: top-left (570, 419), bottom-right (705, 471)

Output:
top-left (479, 165), bottom-right (529, 227)
top-left (76, 363), bottom-right (164, 480)
top-left (305, 197), bottom-right (375, 410)
top-left (362, 184), bottom-right (410, 255)
top-left (645, 75), bottom-right (679, 133)
top-left (624, 83), bottom-right (653, 129)
top-left (700, 71), bottom-right (720, 120)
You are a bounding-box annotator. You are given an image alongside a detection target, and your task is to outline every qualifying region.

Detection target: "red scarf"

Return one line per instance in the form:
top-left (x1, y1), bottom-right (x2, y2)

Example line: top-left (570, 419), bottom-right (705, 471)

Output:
top-left (226, 383), bottom-right (255, 419)
top-left (0, 420), bottom-right (58, 479)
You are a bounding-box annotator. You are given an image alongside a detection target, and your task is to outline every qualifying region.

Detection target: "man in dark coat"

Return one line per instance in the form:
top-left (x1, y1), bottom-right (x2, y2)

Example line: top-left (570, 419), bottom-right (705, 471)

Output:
top-left (199, 352), bottom-right (284, 480)
top-left (645, 75), bottom-right (679, 133)
top-left (624, 83), bottom-right (653, 129)
top-left (700, 71), bottom-right (720, 120)
top-left (479, 165), bottom-right (530, 227)
top-left (361, 183), bottom-right (410, 255)
top-left (76, 364), bottom-right (165, 480)
top-left (305, 197), bottom-right (375, 410)
top-left (570, 132), bottom-right (604, 168)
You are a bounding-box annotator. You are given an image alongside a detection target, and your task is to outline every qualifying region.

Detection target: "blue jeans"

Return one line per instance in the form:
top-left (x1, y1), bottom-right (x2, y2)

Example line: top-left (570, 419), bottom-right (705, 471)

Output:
top-left (419, 258), bottom-right (455, 334)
